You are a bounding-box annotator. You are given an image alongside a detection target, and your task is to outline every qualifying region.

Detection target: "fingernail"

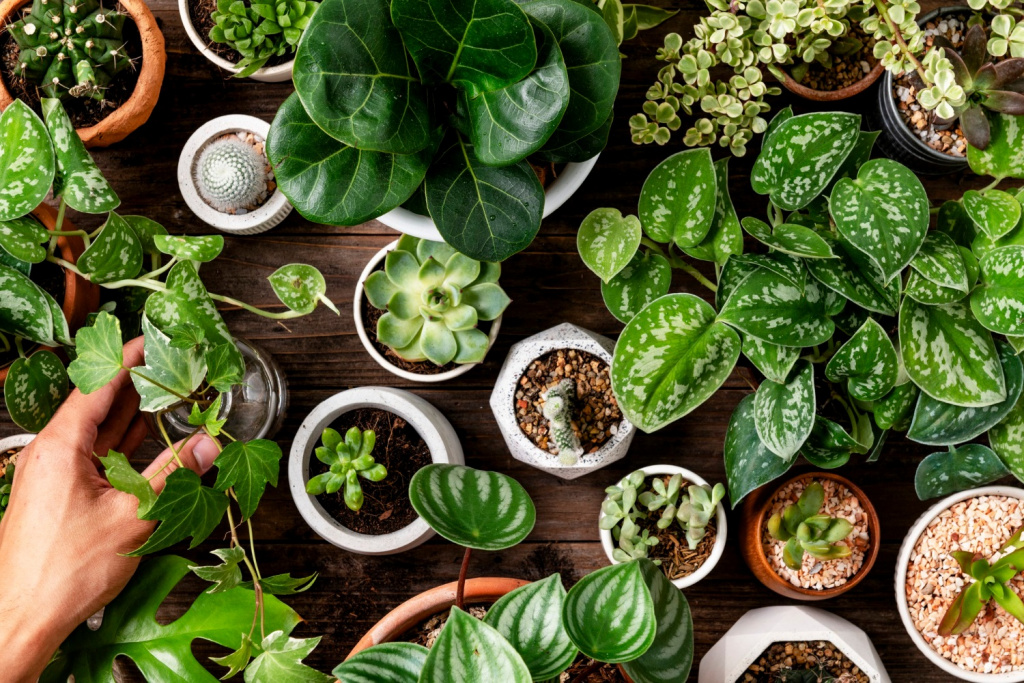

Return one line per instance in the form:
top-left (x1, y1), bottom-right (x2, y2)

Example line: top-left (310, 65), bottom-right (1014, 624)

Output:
top-left (192, 436), bottom-right (220, 471)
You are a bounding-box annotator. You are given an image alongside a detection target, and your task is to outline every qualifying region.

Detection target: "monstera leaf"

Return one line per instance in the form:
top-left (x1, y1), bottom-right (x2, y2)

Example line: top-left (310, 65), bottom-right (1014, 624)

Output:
top-left (971, 245), bottom-right (1024, 335)
top-left (562, 561), bottom-right (655, 663)
top-left (638, 149), bottom-right (716, 247)
top-left (421, 607), bottom-right (531, 683)
top-left (724, 395), bottom-right (794, 506)
top-left (0, 100), bottom-right (55, 222)
top-left (915, 444), bottom-right (1011, 500)
top-left (825, 318), bottom-right (899, 402)
top-left (620, 559), bottom-right (694, 683)
top-left (754, 360), bottom-right (815, 461)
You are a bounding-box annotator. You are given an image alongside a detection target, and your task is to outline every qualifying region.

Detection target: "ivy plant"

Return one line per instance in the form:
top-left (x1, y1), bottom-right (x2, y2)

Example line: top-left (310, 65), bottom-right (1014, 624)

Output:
top-left (578, 108), bottom-right (1024, 504)
top-left (266, 0), bottom-right (622, 263)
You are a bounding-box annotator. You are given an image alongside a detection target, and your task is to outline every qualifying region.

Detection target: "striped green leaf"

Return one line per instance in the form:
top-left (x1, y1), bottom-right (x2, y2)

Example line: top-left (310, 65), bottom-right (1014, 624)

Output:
top-left (563, 561), bottom-right (655, 663)
top-left (4, 350), bottom-right (68, 432)
top-left (741, 217), bottom-right (834, 259)
top-left (0, 263), bottom-right (54, 346)
top-left (964, 189), bottom-right (1021, 240)
top-left (754, 360), bottom-right (815, 460)
top-left (724, 394), bottom-right (794, 507)
top-left (600, 251), bottom-right (671, 324)
top-left (420, 607), bottom-right (531, 683)
top-left (41, 98), bottom-right (118, 215)
top-left (826, 318), bottom-right (899, 401)
top-left (899, 298), bottom-right (1006, 407)
top-left (910, 232), bottom-right (969, 292)
top-left (805, 236), bottom-right (898, 315)
top-left (409, 464), bottom-right (536, 551)
top-left (991, 392), bottom-right (1024, 481)
top-left (681, 157), bottom-right (743, 266)
top-left (915, 444), bottom-right (1010, 500)
top-left (77, 213), bottom-right (143, 284)
top-left (578, 208), bottom-right (642, 283)
top-left (0, 100), bottom-right (54, 222)
top-left (743, 336), bottom-right (800, 385)
top-left (638, 149), bottom-right (716, 247)
top-left (873, 382), bottom-right (918, 431)
top-left (972, 245), bottom-right (1024, 335)
top-left (621, 559), bottom-right (694, 683)
top-left (612, 293), bottom-right (741, 432)
top-left (331, 642), bottom-right (427, 683)
top-left (484, 574), bottom-right (577, 680)
top-left (718, 269), bottom-right (834, 347)
top-left (967, 112), bottom-right (1024, 180)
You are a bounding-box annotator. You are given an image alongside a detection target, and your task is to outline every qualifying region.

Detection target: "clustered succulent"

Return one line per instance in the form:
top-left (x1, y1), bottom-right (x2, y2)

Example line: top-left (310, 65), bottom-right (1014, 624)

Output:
top-left (209, 0), bottom-right (318, 77)
top-left (9, 0), bottom-right (134, 101)
top-left (541, 378), bottom-right (583, 466)
top-left (939, 527), bottom-right (1024, 635)
top-left (195, 134), bottom-right (268, 214)
top-left (0, 456), bottom-right (15, 523)
top-left (767, 482), bottom-right (854, 570)
top-left (306, 427), bottom-right (386, 512)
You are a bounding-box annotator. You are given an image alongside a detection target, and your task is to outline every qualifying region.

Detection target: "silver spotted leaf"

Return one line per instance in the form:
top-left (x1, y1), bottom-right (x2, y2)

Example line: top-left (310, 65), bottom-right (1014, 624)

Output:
top-left (269, 264), bottom-right (338, 315)
top-left (0, 216), bottom-right (50, 264)
top-left (638, 148), bottom-right (716, 247)
top-left (909, 231), bottom-right (969, 292)
top-left (41, 98), bottom-right (118, 215)
top-left (799, 416), bottom-right (863, 469)
top-left (420, 607), bottom-right (531, 683)
top-left (717, 268), bottom-right (835, 347)
top-left (77, 213), bottom-right (143, 284)
top-left (740, 217), bottom-right (833, 259)
top-left (0, 263), bottom-right (55, 346)
top-left (0, 100), bottom-right (54, 222)
top-left (578, 208), bottom-right (642, 283)
top-left (682, 157), bottom-right (743, 266)
top-left (562, 561), bottom-right (655, 663)
top-left (991, 392), bottom-right (1024, 481)
top-left (964, 188), bottom-right (1022, 240)
top-left (729, 252), bottom-right (805, 291)
top-left (621, 559), bottom-right (694, 683)
top-left (4, 350), bottom-right (68, 432)
top-left (753, 360), bottom-right (815, 461)
top-left (825, 318), bottom-right (899, 402)
top-left (145, 261), bottom-right (233, 348)
top-left (914, 444), bottom-right (1010, 500)
top-left (600, 250), bottom-right (671, 324)
top-left (971, 245), bottom-right (1024, 335)
top-left (153, 235), bottom-right (224, 263)
top-left (873, 382), bottom-right (918, 431)
top-left (968, 112), bottom-right (1024, 180)
top-left (743, 336), bottom-right (800, 385)
top-left (805, 235), bottom-right (898, 316)
top-left (906, 246), bottom-right (979, 305)
top-left (724, 394), bottom-right (794, 507)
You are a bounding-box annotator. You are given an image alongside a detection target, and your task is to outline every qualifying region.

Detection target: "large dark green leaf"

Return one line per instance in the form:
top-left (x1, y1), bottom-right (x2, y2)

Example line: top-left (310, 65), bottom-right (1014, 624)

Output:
top-left (638, 149), bottom-right (716, 247)
top-left (0, 100), bottom-right (54, 222)
top-left (420, 607), bottom-right (531, 683)
top-left (799, 416), bottom-right (862, 468)
top-left (621, 559), bottom-right (694, 683)
top-left (293, 0), bottom-right (431, 154)
top-left (972, 245), bottom-right (1024, 335)
top-left (77, 213), bottom-right (143, 284)
top-left (3, 350), bottom-right (68, 432)
top-left (533, 110), bottom-right (612, 163)
top-left (425, 132), bottom-right (543, 262)
top-left (332, 643), bottom-right (427, 683)
top-left (130, 469), bottom-right (230, 556)
top-left (563, 561), bottom-right (655, 663)
top-left (0, 263), bottom-right (55, 346)
top-left (724, 394), bottom-right (794, 507)
top-left (968, 112), bottom-right (1024, 179)
top-left (41, 98), bottom-right (119, 215)
top-left (600, 250), bottom-right (671, 324)
top-left (915, 444), bottom-right (1010, 500)
top-left (718, 269), bottom-right (835, 347)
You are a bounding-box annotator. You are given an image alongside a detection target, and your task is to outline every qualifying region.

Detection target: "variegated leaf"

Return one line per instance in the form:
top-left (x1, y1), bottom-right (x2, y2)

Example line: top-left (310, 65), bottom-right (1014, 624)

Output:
top-left (750, 111), bottom-right (860, 211)
top-left (938, 198), bottom-right (977, 247)
top-left (804, 236), bottom-right (898, 315)
top-left (717, 269), bottom-right (834, 347)
top-left (3, 350), bottom-right (68, 432)
top-left (0, 100), bottom-right (54, 222)
top-left (716, 253), bottom-right (760, 310)
top-left (910, 232), bottom-right (969, 292)
top-left (40, 98), bottom-right (119, 215)
top-left (484, 574), bottom-right (577, 681)
top-left (621, 559), bottom-right (694, 683)
top-left (724, 394), bottom-right (794, 507)
top-left (873, 382), bottom-right (918, 431)
top-left (0, 263), bottom-right (54, 346)
top-left (42, 286), bottom-right (69, 346)
top-left (420, 607), bottom-right (530, 683)
top-left (269, 264), bottom-right (339, 315)
top-left (131, 316), bottom-right (207, 412)
top-left (829, 159), bottom-right (929, 283)
top-left (968, 112), bottom-right (1024, 180)
top-left (730, 252), bottom-right (805, 290)
top-left (743, 336), bottom-right (800, 384)
top-left (638, 149), bottom-right (716, 247)
top-left (153, 235), bottom-right (224, 263)
top-left (905, 246), bottom-right (980, 305)
top-left (601, 251), bottom-right (671, 324)
top-left (332, 642), bottom-right (426, 683)
top-left (578, 208), bottom-right (642, 283)
top-left (682, 157), bottom-right (743, 266)
top-left (612, 293), bottom-right (741, 432)
top-left (66, 311), bottom-right (123, 394)
top-left (123, 215), bottom-right (169, 257)
top-left (915, 444), bottom-right (1010, 500)
top-left (971, 245), bottom-right (1024, 335)
top-left (762, 106), bottom-right (793, 147)
top-left (799, 416), bottom-right (863, 468)
top-left (0, 216), bottom-right (48, 264)
top-left (825, 129), bottom-right (880, 193)
top-left (145, 261), bottom-right (233, 347)
top-left (753, 360), bottom-right (814, 460)
top-left (972, 211), bottom-right (1024, 259)
top-left (990, 393), bottom-right (1024, 481)
top-left (964, 189), bottom-right (1021, 240)
top-left (825, 318), bottom-right (898, 401)
top-left (562, 561), bottom-right (655, 663)
top-left (741, 217), bottom-right (833, 259)
top-left (899, 298), bottom-right (1006, 407)
top-left (77, 213), bottom-right (143, 284)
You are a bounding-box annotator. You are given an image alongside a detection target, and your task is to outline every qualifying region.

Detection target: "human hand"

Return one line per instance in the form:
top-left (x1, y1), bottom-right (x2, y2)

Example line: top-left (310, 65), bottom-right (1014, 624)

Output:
top-left (0, 336), bottom-right (221, 683)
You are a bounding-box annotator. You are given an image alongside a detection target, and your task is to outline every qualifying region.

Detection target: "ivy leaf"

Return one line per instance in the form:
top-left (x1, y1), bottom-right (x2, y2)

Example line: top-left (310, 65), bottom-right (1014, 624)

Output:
top-left (77, 213), bottom-right (144, 284)
top-left (269, 264), bottom-right (339, 315)
top-left (99, 450), bottom-right (157, 517)
top-left (153, 235), bottom-right (225, 263)
top-left (967, 112), bottom-right (1024, 179)
top-left (600, 250), bottom-right (671, 324)
top-left (754, 360), bottom-right (815, 461)
top-left (0, 263), bottom-right (56, 346)
top-left (638, 149), bottom-right (716, 247)
top-left (189, 394), bottom-right (227, 437)
top-left (168, 323), bottom-right (205, 350)
top-left (825, 318), bottom-right (899, 401)
top-left (212, 634), bottom-right (253, 680)
top-left (205, 342), bottom-right (246, 393)
top-left (41, 98), bottom-right (119, 214)
top-left (577, 208), bottom-right (642, 283)
top-left (244, 631), bottom-right (333, 683)
top-left (621, 559), bottom-right (694, 683)
top-left (129, 468), bottom-right (229, 556)
top-left (915, 444), bottom-right (1010, 500)
top-left (241, 573), bottom-right (318, 596)
top-left (971, 245), bottom-right (1024, 335)
top-left (67, 311), bottom-right (124, 394)
top-left (0, 216), bottom-right (49, 264)
top-left (0, 99), bottom-right (55, 222)
top-left (213, 439), bottom-right (283, 520)
top-left (682, 157), bottom-right (743, 265)
top-left (910, 231), bottom-right (969, 292)
top-left (741, 217), bottom-right (834, 259)
top-left (563, 561), bottom-right (655, 663)
top-left (131, 316), bottom-right (207, 413)
top-left (964, 189), bottom-right (1021, 240)
top-left (332, 642), bottom-right (427, 683)
top-left (724, 395), bottom-right (794, 507)
top-left (991, 392), bottom-right (1024, 480)
top-left (190, 547), bottom-right (245, 594)
top-left (743, 337), bottom-right (800, 384)
top-left (4, 350), bottom-right (68, 432)
top-left (718, 269), bottom-right (835, 347)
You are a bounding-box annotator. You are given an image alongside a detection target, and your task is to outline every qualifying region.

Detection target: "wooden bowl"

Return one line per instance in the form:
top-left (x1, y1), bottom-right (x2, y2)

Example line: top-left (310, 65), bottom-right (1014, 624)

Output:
top-left (0, 0), bottom-right (166, 147)
top-left (739, 470), bottom-right (881, 601)
top-left (777, 61), bottom-right (885, 102)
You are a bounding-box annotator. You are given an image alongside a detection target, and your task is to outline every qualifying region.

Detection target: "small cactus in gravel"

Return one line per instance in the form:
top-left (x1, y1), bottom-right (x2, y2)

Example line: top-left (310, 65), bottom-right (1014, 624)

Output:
top-left (542, 379), bottom-right (583, 466)
top-left (195, 134), bottom-right (268, 214)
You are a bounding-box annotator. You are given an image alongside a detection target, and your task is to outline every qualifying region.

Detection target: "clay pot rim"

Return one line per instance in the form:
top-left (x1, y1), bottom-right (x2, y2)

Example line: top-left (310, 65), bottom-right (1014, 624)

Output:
top-left (0, 0), bottom-right (165, 148)
top-left (747, 470), bottom-right (881, 599)
top-left (778, 60), bottom-right (885, 101)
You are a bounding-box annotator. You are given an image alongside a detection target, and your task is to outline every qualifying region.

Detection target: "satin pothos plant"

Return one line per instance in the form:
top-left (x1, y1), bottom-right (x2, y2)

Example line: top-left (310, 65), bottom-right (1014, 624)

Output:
top-left (579, 108), bottom-right (1024, 506)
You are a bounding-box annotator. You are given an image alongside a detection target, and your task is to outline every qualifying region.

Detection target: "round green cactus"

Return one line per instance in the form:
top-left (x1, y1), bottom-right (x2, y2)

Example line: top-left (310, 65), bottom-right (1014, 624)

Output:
top-left (195, 135), bottom-right (268, 214)
top-left (10, 0), bottom-right (133, 101)
top-left (364, 236), bottom-right (511, 367)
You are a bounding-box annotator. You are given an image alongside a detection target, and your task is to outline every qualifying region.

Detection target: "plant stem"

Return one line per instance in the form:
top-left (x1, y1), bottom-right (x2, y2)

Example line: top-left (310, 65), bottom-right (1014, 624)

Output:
top-left (146, 424), bottom-right (202, 482)
top-left (47, 230), bottom-right (89, 238)
top-left (673, 257), bottom-right (718, 292)
top-left (54, 197), bottom-right (67, 234)
top-left (979, 176), bottom-right (1005, 193)
top-left (227, 497), bottom-right (266, 641)
top-left (873, 0), bottom-right (928, 82)
top-left (14, 336), bottom-right (25, 359)
top-left (129, 368), bottom-right (195, 404)
top-left (0, 333), bottom-right (10, 355)
top-left (246, 516), bottom-right (262, 581)
top-left (456, 547), bottom-right (471, 611)
top-left (154, 412), bottom-right (186, 470)
top-left (94, 277), bottom-right (166, 292)
top-left (138, 257), bottom-right (177, 281)
top-left (208, 292), bottom-right (304, 320)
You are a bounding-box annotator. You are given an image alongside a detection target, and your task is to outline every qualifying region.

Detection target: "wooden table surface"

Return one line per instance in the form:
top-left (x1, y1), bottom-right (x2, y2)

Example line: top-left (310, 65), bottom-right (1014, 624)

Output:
top-left (0, 0), bottom-right (1005, 679)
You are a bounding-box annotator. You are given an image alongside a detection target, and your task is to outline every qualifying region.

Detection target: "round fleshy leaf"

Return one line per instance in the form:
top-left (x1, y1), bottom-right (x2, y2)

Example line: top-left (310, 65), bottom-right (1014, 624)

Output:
top-left (0, 100), bottom-right (55, 222)
top-left (718, 269), bottom-right (835, 347)
top-left (420, 607), bottom-right (530, 683)
top-left (915, 444), bottom-right (1010, 500)
top-left (971, 245), bottom-right (1024, 335)
top-left (4, 350), bottom-right (68, 433)
top-left (153, 235), bottom-right (224, 263)
top-left (725, 395), bottom-right (794, 507)
top-left (621, 559), bottom-right (694, 683)
top-left (332, 642), bottom-right (427, 683)
top-left (825, 318), bottom-right (899, 401)
top-left (964, 189), bottom-right (1021, 240)
top-left (601, 251), bottom-right (671, 324)
top-left (754, 360), bottom-right (815, 461)
top-left (577, 208), bottom-right (642, 283)
top-left (638, 149), bottom-right (716, 247)
top-left (420, 320), bottom-right (457, 366)
top-left (269, 264), bottom-right (339, 315)
top-left (562, 561), bottom-right (655, 664)
top-left (462, 283), bottom-right (510, 321)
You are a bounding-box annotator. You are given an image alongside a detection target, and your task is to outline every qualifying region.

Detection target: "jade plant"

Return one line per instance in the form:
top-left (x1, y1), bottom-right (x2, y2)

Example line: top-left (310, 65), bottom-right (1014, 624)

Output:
top-left (364, 236), bottom-right (511, 367)
top-left (305, 426), bottom-right (386, 511)
top-left (195, 135), bottom-right (269, 213)
top-left (579, 108), bottom-right (1024, 507)
top-left (541, 378), bottom-right (583, 465)
top-left (9, 0), bottom-right (134, 101)
top-left (939, 527), bottom-right (1024, 635)
top-left (266, 0), bottom-right (622, 262)
top-left (767, 481), bottom-right (854, 570)
top-left (209, 0), bottom-right (319, 77)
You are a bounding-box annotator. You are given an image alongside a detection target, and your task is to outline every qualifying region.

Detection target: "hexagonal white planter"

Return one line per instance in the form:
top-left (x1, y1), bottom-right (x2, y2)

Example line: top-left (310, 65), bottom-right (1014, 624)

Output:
top-left (288, 387), bottom-right (464, 555)
top-left (699, 606), bottom-right (891, 682)
top-left (489, 323), bottom-right (635, 480)
top-left (599, 464), bottom-right (727, 589)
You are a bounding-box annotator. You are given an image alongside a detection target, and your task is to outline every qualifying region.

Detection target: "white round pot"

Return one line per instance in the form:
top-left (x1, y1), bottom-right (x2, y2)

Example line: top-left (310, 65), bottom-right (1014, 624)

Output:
top-left (895, 485), bottom-right (1024, 682)
top-left (599, 464), bottom-right (727, 590)
top-left (178, 115), bottom-right (293, 235)
top-left (289, 387), bottom-right (465, 555)
top-left (699, 605), bottom-right (891, 682)
top-left (178, 0), bottom-right (294, 82)
top-left (354, 241), bottom-right (503, 383)
top-left (376, 155), bottom-right (600, 240)
top-left (0, 433), bottom-right (34, 453)
top-left (489, 323), bottom-right (635, 480)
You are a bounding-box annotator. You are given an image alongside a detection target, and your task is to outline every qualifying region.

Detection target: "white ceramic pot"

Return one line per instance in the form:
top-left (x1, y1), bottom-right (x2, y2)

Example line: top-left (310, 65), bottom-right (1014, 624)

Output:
top-left (599, 464), bottom-right (727, 590)
top-left (699, 605), bottom-right (891, 682)
top-left (0, 433), bottom-right (34, 453)
top-left (895, 485), bottom-right (1024, 682)
top-left (489, 323), bottom-right (635, 480)
top-left (376, 155), bottom-right (600, 241)
top-left (178, 0), bottom-right (294, 82)
top-left (178, 115), bottom-right (293, 235)
top-left (353, 241), bottom-right (503, 383)
top-left (288, 387), bottom-right (465, 555)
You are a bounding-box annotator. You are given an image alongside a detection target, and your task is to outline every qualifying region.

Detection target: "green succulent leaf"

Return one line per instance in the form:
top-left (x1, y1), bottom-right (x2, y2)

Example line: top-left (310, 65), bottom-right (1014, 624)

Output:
top-left (67, 311), bottom-right (123, 394)
top-left (753, 360), bottom-right (815, 461)
top-left (578, 208), bottom-right (642, 283)
top-left (563, 561), bottom-right (655, 663)
top-left (743, 337), bottom-right (800, 385)
top-left (682, 158), bottom-right (743, 266)
top-left (3, 350), bottom-right (68, 433)
top-left (825, 318), bottom-right (899, 401)
top-left (332, 642), bottom-right (428, 683)
top-left (724, 394), bottom-right (794, 507)
top-left (41, 98), bottom-right (119, 214)
top-left (269, 263), bottom-right (339, 315)
top-left (213, 439), bottom-right (282, 520)
top-left (100, 450), bottom-right (158, 517)
top-left (600, 250), bottom-right (671, 324)
top-left (972, 245), bottom-right (1024, 335)
top-left (638, 149), bottom-right (716, 247)
top-left (741, 217), bottom-right (833, 259)
top-left (910, 232), bottom-right (969, 292)
top-left (77, 213), bottom-right (144, 284)
top-left (805, 236), bottom-right (899, 316)
top-left (0, 263), bottom-right (55, 346)
top-left (130, 316), bottom-right (207, 413)
top-left (0, 100), bottom-right (55, 222)
top-left (964, 189), bottom-right (1022, 240)
top-left (152, 235), bottom-right (224, 263)
top-left (991, 392), bottom-right (1024, 480)
top-left (968, 112), bottom-right (1024, 180)
top-left (130, 468), bottom-right (229, 556)
top-left (620, 559), bottom-right (694, 683)
top-left (915, 444), bottom-right (1010, 500)
top-left (718, 269), bottom-right (835, 347)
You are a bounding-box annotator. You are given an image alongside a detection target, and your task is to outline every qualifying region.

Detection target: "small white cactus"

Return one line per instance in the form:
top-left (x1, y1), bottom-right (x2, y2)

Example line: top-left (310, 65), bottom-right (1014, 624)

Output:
top-left (542, 379), bottom-right (584, 466)
top-left (194, 135), bottom-right (267, 214)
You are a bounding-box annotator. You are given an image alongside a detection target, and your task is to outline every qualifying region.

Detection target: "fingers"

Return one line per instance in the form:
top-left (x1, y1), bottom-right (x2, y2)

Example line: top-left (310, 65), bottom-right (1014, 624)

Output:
top-left (141, 433), bottom-right (221, 493)
top-left (92, 380), bottom-right (142, 460)
top-left (115, 415), bottom-right (150, 459)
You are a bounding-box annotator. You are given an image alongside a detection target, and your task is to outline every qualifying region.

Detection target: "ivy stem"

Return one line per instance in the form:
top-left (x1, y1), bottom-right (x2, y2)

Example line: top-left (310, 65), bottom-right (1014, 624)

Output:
top-left (128, 368), bottom-right (195, 404)
top-left (208, 292), bottom-right (303, 320)
top-left (154, 411), bottom-right (186, 470)
top-left (246, 516), bottom-right (263, 581)
top-left (145, 424), bottom-right (202, 482)
top-left (455, 546), bottom-right (471, 611)
top-left (771, 202), bottom-right (784, 228)
top-left (227, 495), bottom-right (266, 641)
top-left (873, 0), bottom-right (928, 82)
top-left (14, 336), bottom-right (25, 359)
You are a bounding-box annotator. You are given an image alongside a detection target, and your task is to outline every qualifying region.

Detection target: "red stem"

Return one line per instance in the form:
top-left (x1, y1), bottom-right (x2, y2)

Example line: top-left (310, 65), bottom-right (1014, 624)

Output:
top-left (456, 546), bottom-right (472, 610)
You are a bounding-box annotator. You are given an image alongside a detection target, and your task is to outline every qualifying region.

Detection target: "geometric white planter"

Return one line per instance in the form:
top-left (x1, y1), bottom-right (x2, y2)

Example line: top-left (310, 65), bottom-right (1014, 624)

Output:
top-left (288, 387), bottom-right (465, 555)
top-left (179, 0), bottom-right (295, 82)
top-left (599, 464), bottom-right (727, 590)
top-left (178, 115), bottom-right (293, 235)
top-left (0, 433), bottom-right (34, 453)
top-left (699, 605), bottom-right (892, 683)
top-left (895, 485), bottom-right (1024, 682)
top-left (375, 155), bottom-right (600, 241)
top-left (489, 323), bottom-right (635, 480)
top-left (353, 241), bottom-right (503, 383)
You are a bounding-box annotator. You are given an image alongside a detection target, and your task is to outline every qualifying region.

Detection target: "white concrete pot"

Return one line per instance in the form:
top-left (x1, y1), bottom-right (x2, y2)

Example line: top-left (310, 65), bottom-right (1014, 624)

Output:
top-left (599, 464), bottom-right (727, 590)
top-left (179, 0), bottom-right (294, 82)
top-left (353, 241), bottom-right (503, 383)
top-left (0, 434), bottom-right (34, 453)
top-left (376, 155), bottom-right (599, 241)
top-left (178, 115), bottom-right (293, 235)
top-left (895, 485), bottom-right (1024, 682)
top-left (288, 387), bottom-right (464, 555)
top-left (489, 323), bottom-right (635, 480)
top-left (699, 605), bottom-right (891, 682)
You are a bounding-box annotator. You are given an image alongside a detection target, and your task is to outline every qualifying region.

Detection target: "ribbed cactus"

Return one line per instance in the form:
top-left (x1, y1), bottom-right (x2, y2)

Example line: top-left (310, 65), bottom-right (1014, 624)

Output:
top-left (195, 135), bottom-right (268, 214)
top-left (542, 379), bottom-right (583, 466)
top-left (10, 0), bottom-right (133, 101)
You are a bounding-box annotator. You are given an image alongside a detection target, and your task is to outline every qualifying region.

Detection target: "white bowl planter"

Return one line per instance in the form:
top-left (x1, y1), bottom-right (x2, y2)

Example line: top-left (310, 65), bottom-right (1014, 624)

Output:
top-left (489, 323), bottom-right (635, 480)
top-left (699, 605), bottom-right (891, 682)
top-left (354, 240), bottom-right (503, 383)
top-left (376, 155), bottom-right (599, 241)
top-left (599, 464), bottom-right (727, 590)
top-left (0, 433), bottom-right (34, 453)
top-left (178, 115), bottom-right (293, 235)
top-left (179, 0), bottom-right (294, 82)
top-left (895, 485), bottom-right (1024, 682)
top-left (289, 387), bottom-right (465, 555)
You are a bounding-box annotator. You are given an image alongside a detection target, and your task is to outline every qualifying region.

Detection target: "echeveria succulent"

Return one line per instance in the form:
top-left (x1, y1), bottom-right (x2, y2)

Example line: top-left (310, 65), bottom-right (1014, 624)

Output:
top-left (939, 527), bottom-right (1024, 635)
top-left (767, 482), bottom-right (854, 570)
top-left (306, 426), bottom-right (386, 511)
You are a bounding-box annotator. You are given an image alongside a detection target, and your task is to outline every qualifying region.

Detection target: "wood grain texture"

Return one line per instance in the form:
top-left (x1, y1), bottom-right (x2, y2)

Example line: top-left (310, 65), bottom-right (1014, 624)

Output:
top-left (0, 0), bottom-right (1016, 679)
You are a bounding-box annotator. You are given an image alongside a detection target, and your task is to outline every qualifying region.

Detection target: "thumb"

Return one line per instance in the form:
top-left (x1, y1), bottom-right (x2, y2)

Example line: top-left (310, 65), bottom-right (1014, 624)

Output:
top-left (141, 433), bottom-right (221, 493)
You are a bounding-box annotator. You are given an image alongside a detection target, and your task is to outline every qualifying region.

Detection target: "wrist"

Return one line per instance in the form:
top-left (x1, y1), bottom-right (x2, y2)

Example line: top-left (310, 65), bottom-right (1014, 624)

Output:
top-left (0, 593), bottom-right (67, 681)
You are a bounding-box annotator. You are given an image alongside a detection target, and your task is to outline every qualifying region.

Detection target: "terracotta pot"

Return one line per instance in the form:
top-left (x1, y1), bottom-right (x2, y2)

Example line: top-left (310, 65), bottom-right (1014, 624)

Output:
top-left (739, 470), bottom-right (881, 601)
top-left (0, 0), bottom-right (165, 148)
top-left (0, 203), bottom-right (99, 383)
top-left (777, 60), bottom-right (885, 101)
